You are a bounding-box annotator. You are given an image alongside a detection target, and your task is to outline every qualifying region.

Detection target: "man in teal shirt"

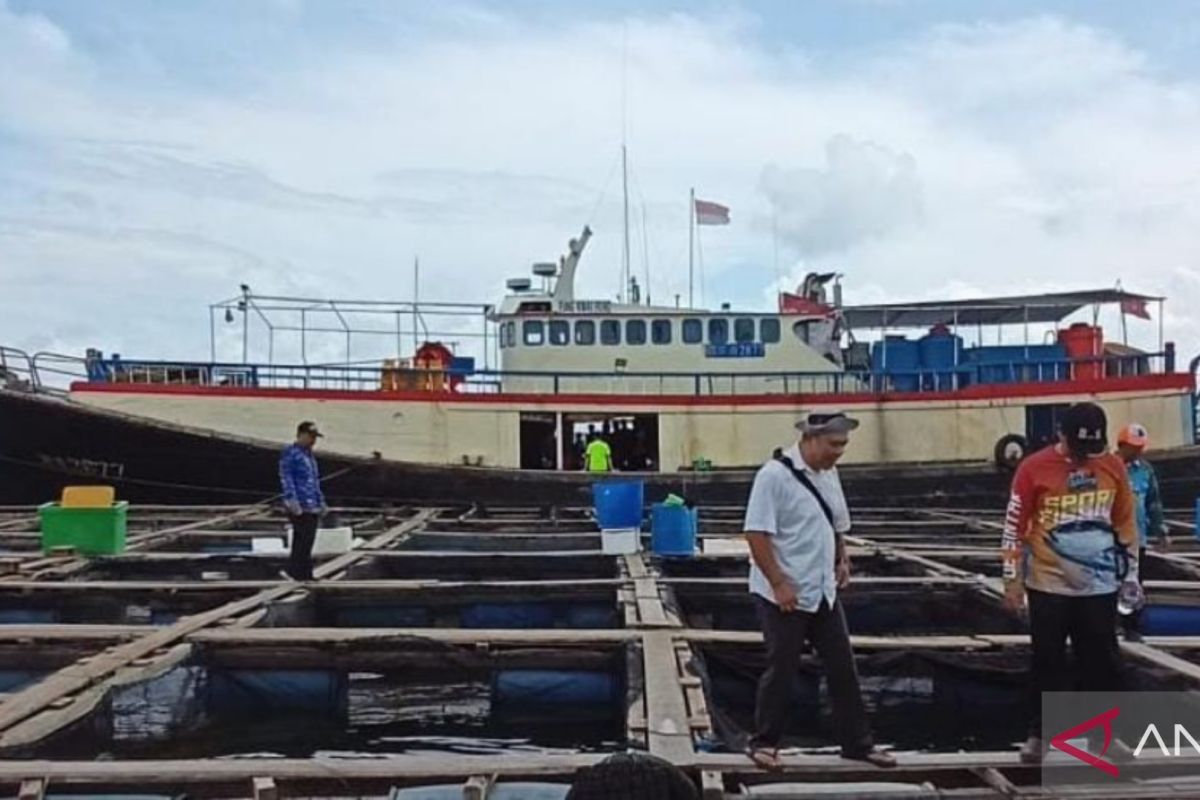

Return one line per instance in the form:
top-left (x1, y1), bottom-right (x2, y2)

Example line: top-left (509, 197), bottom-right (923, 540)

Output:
top-left (1116, 422), bottom-right (1171, 640)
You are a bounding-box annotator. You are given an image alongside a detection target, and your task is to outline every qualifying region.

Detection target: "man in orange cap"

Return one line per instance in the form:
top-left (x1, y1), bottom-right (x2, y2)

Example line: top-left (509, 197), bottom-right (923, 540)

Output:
top-left (1116, 422), bottom-right (1171, 640)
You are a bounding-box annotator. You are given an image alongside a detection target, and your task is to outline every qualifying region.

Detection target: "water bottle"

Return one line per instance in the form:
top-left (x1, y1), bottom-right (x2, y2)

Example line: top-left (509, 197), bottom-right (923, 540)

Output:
top-left (1118, 580), bottom-right (1145, 617)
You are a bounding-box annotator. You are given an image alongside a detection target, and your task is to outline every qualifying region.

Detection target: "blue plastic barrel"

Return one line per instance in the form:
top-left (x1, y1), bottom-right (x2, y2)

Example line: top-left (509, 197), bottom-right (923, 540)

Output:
top-left (871, 336), bottom-right (920, 392)
top-left (1143, 604), bottom-right (1200, 636)
top-left (592, 480), bottom-right (644, 529)
top-left (918, 329), bottom-right (962, 390)
top-left (651, 504), bottom-right (698, 556)
top-left (492, 670), bottom-right (619, 709)
top-left (462, 602), bottom-right (555, 629)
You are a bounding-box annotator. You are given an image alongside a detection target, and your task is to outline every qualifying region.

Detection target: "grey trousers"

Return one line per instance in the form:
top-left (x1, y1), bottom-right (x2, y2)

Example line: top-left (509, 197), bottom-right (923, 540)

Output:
top-left (751, 595), bottom-right (873, 756)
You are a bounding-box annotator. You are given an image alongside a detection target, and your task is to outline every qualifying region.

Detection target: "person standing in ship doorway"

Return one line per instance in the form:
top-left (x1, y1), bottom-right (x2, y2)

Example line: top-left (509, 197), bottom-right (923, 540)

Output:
top-left (743, 411), bottom-right (895, 770)
top-left (279, 420), bottom-right (327, 581)
top-left (584, 427), bottom-right (614, 473)
top-left (1001, 402), bottom-right (1138, 763)
top-left (1116, 422), bottom-right (1171, 641)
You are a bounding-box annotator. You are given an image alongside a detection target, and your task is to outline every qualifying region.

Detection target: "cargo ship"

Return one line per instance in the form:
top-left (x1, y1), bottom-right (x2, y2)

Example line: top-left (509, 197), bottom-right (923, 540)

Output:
top-left (1, 226), bottom-right (1195, 507)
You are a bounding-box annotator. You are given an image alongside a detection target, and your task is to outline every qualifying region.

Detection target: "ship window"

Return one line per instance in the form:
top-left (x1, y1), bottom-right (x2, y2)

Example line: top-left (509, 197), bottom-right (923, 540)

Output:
top-left (651, 319), bottom-right (672, 345)
top-left (549, 320), bottom-right (570, 346)
top-left (682, 318), bottom-right (703, 344)
top-left (601, 320), bottom-right (621, 345)
top-left (626, 319), bottom-right (646, 345)
top-left (761, 318), bottom-right (781, 344)
top-left (575, 319), bottom-right (595, 345)
top-left (501, 321), bottom-right (515, 348)
top-left (708, 318), bottom-right (728, 345)
top-left (735, 317), bottom-right (755, 343)
top-left (523, 320), bottom-right (544, 347)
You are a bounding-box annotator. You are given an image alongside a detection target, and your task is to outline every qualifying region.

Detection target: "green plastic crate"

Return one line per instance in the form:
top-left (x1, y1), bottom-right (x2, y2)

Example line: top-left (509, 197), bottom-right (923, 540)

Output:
top-left (38, 501), bottom-right (128, 556)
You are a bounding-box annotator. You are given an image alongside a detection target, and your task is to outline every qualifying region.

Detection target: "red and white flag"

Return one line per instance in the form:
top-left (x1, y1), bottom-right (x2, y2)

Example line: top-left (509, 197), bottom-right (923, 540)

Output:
top-left (694, 198), bottom-right (730, 226)
top-left (1120, 296), bottom-right (1151, 320)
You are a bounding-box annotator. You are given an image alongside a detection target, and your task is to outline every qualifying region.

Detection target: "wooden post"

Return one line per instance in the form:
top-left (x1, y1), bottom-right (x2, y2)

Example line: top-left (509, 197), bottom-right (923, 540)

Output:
top-left (463, 773), bottom-right (495, 800)
top-left (252, 776), bottom-right (278, 800)
top-left (18, 779), bottom-right (44, 800)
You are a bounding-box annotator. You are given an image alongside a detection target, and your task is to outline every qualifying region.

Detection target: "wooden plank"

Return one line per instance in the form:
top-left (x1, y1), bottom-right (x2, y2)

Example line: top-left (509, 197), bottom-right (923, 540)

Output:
top-left (642, 631), bottom-right (694, 764)
top-left (1122, 641), bottom-right (1200, 684)
top-left (681, 630), bottom-right (991, 649)
top-left (624, 553), bottom-right (650, 579)
top-left (970, 765), bottom-right (1017, 797)
top-left (190, 627), bottom-right (637, 647)
top-left (0, 511), bottom-right (435, 740)
top-left (0, 755), bottom-right (603, 783)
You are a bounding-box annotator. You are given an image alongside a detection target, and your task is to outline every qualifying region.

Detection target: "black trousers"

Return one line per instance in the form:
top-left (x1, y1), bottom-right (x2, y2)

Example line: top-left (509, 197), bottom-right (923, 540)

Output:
top-left (287, 513), bottom-right (320, 580)
top-left (751, 595), bottom-right (872, 755)
top-left (1027, 588), bottom-right (1124, 735)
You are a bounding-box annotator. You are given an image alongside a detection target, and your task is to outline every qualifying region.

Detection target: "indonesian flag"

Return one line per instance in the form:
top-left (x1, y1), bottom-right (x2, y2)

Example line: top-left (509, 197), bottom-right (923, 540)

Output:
top-left (694, 198), bottom-right (730, 226)
top-left (1120, 296), bottom-right (1151, 320)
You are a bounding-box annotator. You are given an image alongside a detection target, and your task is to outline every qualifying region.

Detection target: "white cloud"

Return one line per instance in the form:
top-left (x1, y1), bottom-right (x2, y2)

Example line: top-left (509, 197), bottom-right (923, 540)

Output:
top-left (760, 135), bottom-right (923, 256)
top-left (1, 5), bottom-right (1198, 366)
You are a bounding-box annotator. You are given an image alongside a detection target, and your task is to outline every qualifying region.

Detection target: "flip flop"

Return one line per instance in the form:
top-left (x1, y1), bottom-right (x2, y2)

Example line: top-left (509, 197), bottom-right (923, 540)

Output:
top-left (746, 746), bottom-right (783, 770)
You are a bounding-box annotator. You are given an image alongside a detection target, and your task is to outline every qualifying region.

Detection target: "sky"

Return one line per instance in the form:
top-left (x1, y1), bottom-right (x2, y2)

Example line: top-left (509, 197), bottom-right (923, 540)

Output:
top-left (2, 0), bottom-right (1199, 367)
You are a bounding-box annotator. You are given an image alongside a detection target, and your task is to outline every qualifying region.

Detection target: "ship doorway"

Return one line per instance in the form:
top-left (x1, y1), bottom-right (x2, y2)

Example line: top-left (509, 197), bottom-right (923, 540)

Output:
top-left (562, 413), bottom-right (660, 472)
top-left (519, 412), bottom-right (558, 470)
top-left (1026, 403), bottom-right (1070, 453)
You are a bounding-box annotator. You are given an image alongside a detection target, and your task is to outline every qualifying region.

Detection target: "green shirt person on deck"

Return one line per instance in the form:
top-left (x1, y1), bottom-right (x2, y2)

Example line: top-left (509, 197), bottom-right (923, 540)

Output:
top-left (584, 437), bottom-right (613, 472)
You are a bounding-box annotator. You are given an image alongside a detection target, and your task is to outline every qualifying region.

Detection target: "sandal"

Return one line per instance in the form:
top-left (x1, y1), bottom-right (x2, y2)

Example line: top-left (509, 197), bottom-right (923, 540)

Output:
top-left (746, 745), bottom-right (784, 770)
top-left (843, 748), bottom-right (897, 768)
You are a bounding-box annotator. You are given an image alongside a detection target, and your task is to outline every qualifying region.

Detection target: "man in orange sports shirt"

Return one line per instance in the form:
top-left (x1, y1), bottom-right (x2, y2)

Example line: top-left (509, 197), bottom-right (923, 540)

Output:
top-left (1000, 402), bottom-right (1138, 764)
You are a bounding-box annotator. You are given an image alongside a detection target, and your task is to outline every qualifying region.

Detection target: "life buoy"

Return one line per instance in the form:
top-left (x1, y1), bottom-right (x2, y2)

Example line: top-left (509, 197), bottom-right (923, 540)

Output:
top-left (994, 434), bottom-right (1028, 471)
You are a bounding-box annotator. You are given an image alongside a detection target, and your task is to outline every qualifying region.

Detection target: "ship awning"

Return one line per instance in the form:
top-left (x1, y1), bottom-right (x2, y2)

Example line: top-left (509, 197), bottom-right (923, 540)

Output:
top-left (841, 289), bottom-right (1163, 330)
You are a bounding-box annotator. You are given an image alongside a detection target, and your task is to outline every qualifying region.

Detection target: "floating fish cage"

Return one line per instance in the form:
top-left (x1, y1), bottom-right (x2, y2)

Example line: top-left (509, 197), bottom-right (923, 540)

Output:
top-left (0, 501), bottom-right (1199, 798)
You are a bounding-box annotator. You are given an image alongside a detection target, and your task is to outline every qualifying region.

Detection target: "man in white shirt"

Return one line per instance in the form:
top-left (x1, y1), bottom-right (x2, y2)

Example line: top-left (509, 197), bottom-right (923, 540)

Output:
top-left (743, 411), bottom-right (895, 770)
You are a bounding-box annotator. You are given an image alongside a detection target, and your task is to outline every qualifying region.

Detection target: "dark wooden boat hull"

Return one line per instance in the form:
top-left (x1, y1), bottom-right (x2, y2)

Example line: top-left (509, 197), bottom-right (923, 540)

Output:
top-left (3, 389), bottom-right (1197, 511)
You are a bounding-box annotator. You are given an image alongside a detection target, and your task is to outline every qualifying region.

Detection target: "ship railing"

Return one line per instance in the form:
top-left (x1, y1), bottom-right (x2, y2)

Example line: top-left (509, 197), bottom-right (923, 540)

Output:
top-left (0, 346), bottom-right (40, 393)
top-left (63, 351), bottom-right (1174, 398)
top-left (30, 351), bottom-right (93, 395)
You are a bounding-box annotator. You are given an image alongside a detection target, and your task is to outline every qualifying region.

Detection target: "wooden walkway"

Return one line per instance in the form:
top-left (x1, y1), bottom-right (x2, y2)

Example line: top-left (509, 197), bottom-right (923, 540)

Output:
top-left (0, 502), bottom-right (1197, 797)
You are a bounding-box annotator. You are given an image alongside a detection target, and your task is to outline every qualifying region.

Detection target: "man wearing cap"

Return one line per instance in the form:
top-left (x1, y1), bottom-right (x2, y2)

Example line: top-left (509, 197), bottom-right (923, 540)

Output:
top-left (279, 421), bottom-right (327, 581)
top-left (1001, 402), bottom-right (1138, 763)
top-left (1116, 422), bottom-right (1170, 640)
top-left (743, 411), bottom-right (894, 770)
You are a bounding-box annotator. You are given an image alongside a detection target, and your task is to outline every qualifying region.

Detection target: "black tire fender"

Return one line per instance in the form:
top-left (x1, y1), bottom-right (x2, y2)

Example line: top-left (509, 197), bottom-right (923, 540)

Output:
top-left (994, 433), bottom-right (1028, 471)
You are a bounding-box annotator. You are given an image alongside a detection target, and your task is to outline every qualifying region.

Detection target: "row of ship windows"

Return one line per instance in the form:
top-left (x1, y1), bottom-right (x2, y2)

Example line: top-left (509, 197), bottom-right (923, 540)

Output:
top-left (500, 317), bottom-right (783, 348)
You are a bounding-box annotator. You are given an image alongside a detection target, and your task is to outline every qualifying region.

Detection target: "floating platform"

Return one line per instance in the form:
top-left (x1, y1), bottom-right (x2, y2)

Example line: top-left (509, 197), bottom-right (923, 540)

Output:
top-left (0, 502), bottom-right (1199, 797)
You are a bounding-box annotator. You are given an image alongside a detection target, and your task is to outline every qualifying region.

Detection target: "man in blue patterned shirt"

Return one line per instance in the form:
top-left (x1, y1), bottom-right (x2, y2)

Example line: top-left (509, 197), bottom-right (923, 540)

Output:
top-left (279, 420), bottom-right (326, 580)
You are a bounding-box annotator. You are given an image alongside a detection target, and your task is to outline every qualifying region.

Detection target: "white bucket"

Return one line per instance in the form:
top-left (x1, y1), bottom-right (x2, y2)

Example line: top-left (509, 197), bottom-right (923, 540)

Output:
top-left (252, 537), bottom-right (287, 554)
top-left (601, 527), bottom-right (641, 555)
top-left (312, 526), bottom-right (354, 555)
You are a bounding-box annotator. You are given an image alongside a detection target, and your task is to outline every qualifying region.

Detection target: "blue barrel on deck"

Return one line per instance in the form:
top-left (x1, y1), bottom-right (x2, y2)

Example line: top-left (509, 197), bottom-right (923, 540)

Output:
top-left (492, 670), bottom-right (619, 709)
top-left (871, 336), bottom-right (920, 392)
top-left (1142, 604), bottom-right (1200, 636)
top-left (592, 480), bottom-right (643, 529)
top-left (651, 504), bottom-right (698, 556)
top-left (918, 328), bottom-right (962, 391)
